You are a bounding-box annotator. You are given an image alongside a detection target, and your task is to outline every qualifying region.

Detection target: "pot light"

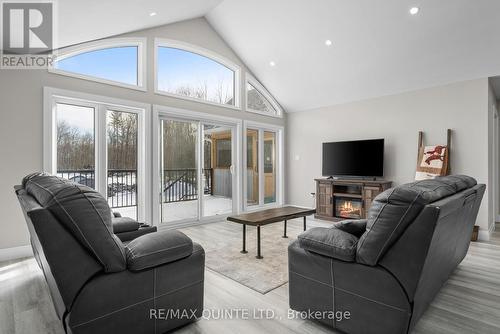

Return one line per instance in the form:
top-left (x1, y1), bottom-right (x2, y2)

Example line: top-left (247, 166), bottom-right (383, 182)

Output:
top-left (409, 7), bottom-right (419, 15)
top-left (269, 61), bottom-right (276, 67)
top-left (325, 39), bottom-right (332, 46)
top-left (149, 12), bottom-right (157, 17)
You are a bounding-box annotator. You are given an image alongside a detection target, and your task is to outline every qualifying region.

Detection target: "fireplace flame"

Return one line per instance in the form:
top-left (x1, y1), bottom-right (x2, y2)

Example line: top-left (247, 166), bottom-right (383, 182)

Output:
top-left (341, 201), bottom-right (355, 212)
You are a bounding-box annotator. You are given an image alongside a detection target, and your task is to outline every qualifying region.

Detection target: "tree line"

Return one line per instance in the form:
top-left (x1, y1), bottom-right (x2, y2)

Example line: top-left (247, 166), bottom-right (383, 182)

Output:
top-left (57, 111), bottom-right (138, 170)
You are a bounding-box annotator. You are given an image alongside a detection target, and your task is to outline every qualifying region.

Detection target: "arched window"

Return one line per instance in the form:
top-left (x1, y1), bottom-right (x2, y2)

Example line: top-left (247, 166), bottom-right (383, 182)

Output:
top-left (246, 75), bottom-right (282, 117)
top-left (155, 39), bottom-right (240, 108)
top-left (50, 38), bottom-right (146, 90)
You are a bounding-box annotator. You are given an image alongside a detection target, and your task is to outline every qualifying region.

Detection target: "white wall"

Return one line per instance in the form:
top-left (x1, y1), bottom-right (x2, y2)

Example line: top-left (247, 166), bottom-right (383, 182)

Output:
top-left (286, 78), bottom-right (491, 238)
top-left (0, 18), bottom-right (284, 251)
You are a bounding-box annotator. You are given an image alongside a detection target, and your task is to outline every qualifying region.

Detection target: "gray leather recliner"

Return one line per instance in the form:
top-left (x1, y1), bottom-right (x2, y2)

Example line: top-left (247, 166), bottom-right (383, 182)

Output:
top-left (288, 175), bottom-right (485, 334)
top-left (15, 173), bottom-right (205, 334)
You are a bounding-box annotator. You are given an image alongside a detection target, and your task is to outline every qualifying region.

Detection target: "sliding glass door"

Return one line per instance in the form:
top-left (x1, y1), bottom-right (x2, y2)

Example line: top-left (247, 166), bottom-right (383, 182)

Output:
top-left (202, 124), bottom-right (233, 218)
top-left (159, 117), bottom-right (235, 225)
top-left (160, 119), bottom-right (199, 223)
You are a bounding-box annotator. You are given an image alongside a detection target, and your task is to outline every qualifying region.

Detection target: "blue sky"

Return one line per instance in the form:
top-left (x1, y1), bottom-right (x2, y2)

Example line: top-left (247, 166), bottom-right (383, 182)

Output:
top-left (157, 47), bottom-right (234, 102)
top-left (56, 47), bottom-right (138, 85)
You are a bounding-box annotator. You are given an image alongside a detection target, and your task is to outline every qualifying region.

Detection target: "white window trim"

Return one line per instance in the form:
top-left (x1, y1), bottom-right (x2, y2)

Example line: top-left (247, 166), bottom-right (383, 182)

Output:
top-left (48, 38), bottom-right (147, 91)
top-left (154, 38), bottom-right (242, 111)
top-left (152, 104), bottom-right (243, 229)
top-left (43, 87), bottom-right (152, 224)
top-left (245, 73), bottom-right (283, 118)
top-left (242, 120), bottom-right (284, 212)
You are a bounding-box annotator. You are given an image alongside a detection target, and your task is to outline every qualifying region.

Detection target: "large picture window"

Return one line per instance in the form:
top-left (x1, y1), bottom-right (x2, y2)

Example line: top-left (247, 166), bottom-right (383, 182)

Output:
top-left (155, 39), bottom-right (240, 108)
top-left (50, 38), bottom-right (146, 90)
top-left (44, 88), bottom-right (150, 222)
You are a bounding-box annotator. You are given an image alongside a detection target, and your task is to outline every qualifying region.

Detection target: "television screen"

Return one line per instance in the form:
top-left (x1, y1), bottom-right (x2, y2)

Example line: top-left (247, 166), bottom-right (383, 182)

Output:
top-left (322, 139), bottom-right (384, 177)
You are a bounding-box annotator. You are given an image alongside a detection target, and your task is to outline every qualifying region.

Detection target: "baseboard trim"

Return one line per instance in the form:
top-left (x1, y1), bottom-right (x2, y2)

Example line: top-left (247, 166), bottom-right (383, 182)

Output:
top-left (0, 245), bottom-right (33, 262)
top-left (478, 229), bottom-right (491, 241)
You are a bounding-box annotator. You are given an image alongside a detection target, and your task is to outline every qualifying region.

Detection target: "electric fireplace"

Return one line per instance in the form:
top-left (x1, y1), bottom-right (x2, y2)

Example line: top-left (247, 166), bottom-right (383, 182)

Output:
top-left (335, 197), bottom-right (362, 219)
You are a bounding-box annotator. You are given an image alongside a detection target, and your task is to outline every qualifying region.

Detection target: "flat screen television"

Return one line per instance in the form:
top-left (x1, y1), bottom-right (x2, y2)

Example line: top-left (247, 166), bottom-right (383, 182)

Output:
top-left (322, 139), bottom-right (384, 177)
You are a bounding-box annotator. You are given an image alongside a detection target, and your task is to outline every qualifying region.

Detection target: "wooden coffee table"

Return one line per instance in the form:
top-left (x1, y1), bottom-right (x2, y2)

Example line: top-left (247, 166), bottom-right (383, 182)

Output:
top-left (227, 206), bottom-right (316, 259)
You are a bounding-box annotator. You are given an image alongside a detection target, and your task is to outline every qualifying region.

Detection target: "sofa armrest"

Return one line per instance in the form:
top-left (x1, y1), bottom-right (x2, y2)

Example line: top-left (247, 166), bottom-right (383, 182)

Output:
top-left (333, 219), bottom-right (367, 237)
top-left (125, 230), bottom-right (193, 271)
top-left (112, 217), bottom-right (140, 234)
top-left (298, 227), bottom-right (359, 262)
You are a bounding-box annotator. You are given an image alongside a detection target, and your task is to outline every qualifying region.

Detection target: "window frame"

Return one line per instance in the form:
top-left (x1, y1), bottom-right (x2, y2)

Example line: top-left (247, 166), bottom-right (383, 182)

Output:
top-left (48, 38), bottom-right (147, 91)
top-left (154, 38), bottom-right (242, 110)
top-left (245, 73), bottom-right (283, 118)
top-left (43, 87), bottom-right (152, 223)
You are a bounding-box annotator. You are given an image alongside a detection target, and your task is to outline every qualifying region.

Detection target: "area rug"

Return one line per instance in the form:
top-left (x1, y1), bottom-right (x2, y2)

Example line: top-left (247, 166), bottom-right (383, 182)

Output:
top-left (182, 219), bottom-right (328, 294)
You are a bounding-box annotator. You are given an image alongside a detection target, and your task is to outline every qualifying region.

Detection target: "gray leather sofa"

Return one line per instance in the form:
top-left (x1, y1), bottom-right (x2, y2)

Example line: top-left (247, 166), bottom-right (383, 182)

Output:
top-left (289, 175), bottom-right (485, 334)
top-left (15, 173), bottom-right (205, 334)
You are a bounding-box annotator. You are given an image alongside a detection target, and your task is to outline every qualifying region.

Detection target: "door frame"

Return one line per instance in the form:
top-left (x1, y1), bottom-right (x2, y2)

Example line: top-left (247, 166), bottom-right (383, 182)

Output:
top-left (152, 104), bottom-right (242, 229)
top-left (242, 120), bottom-right (284, 212)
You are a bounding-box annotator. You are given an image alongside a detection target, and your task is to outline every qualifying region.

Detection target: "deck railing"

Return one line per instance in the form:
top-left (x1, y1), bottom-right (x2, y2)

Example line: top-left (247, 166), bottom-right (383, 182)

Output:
top-left (162, 168), bottom-right (213, 203)
top-left (57, 169), bottom-right (137, 209)
top-left (57, 168), bottom-right (214, 208)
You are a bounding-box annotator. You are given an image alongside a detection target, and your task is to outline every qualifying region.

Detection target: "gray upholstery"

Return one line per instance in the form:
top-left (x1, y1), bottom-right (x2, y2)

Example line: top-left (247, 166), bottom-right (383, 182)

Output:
top-left (126, 230), bottom-right (194, 271)
top-left (23, 173), bottom-right (126, 272)
top-left (15, 173), bottom-right (205, 334)
top-left (298, 227), bottom-right (358, 262)
top-left (289, 175), bottom-right (485, 334)
top-left (112, 217), bottom-right (141, 234)
top-left (333, 219), bottom-right (367, 237)
top-left (357, 175), bottom-right (477, 266)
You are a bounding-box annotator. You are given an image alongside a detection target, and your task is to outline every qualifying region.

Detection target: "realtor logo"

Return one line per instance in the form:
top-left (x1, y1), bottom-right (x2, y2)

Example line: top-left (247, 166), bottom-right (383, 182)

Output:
top-left (1, 1), bottom-right (55, 68)
top-left (2, 2), bottom-right (52, 54)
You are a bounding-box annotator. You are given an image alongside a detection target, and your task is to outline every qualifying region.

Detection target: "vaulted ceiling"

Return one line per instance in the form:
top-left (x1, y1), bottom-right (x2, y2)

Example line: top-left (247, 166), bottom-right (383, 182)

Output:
top-left (57, 0), bottom-right (500, 112)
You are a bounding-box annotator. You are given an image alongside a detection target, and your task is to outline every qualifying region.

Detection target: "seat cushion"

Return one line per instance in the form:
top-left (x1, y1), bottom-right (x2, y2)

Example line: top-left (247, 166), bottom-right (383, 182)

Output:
top-left (112, 217), bottom-right (141, 234)
top-left (298, 227), bottom-right (359, 262)
top-left (23, 173), bottom-right (126, 273)
top-left (125, 230), bottom-right (194, 271)
top-left (357, 175), bottom-right (477, 266)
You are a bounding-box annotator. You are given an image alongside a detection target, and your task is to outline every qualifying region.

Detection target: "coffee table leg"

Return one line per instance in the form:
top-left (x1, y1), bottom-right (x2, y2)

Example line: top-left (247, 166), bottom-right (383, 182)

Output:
top-left (256, 225), bottom-right (263, 259)
top-left (303, 216), bottom-right (307, 231)
top-left (241, 224), bottom-right (248, 254)
top-left (283, 220), bottom-right (288, 238)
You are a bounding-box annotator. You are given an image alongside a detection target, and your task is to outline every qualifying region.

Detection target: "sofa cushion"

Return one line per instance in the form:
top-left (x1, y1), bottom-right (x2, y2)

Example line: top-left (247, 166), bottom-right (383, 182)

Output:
top-left (125, 230), bottom-right (194, 271)
top-left (334, 219), bottom-right (367, 238)
top-left (298, 227), bottom-right (359, 262)
top-left (356, 175), bottom-right (477, 266)
top-left (112, 217), bottom-right (141, 234)
top-left (23, 173), bottom-right (126, 273)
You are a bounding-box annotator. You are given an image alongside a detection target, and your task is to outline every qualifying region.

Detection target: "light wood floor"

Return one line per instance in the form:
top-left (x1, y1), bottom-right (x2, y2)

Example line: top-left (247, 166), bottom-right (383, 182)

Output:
top-left (1, 220), bottom-right (499, 334)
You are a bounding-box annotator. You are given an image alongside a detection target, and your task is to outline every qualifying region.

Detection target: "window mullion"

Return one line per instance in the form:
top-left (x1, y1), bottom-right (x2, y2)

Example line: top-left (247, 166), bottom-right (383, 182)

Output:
top-left (96, 104), bottom-right (107, 199)
top-left (258, 129), bottom-right (264, 207)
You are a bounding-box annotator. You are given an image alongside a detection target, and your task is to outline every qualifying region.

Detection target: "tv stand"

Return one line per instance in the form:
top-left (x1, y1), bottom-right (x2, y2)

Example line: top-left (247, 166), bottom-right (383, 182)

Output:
top-left (314, 178), bottom-right (392, 222)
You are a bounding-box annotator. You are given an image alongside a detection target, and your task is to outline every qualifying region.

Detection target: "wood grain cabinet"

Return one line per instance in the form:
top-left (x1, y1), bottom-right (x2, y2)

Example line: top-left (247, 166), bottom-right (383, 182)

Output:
top-left (314, 179), bottom-right (392, 222)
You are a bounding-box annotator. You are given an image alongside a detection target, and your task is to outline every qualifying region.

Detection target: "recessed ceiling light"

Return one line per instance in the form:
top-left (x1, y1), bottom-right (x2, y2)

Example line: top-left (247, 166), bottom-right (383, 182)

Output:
top-left (149, 12), bottom-right (157, 17)
top-left (269, 61), bottom-right (276, 67)
top-left (409, 7), bottom-right (419, 15)
top-left (325, 39), bottom-right (332, 46)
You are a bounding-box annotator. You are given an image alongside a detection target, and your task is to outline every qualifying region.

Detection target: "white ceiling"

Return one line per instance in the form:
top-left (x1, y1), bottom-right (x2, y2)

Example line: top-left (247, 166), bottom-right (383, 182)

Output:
top-left (56, 0), bottom-right (223, 47)
top-left (207, 0), bottom-right (500, 112)
top-left (55, 0), bottom-right (500, 112)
